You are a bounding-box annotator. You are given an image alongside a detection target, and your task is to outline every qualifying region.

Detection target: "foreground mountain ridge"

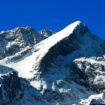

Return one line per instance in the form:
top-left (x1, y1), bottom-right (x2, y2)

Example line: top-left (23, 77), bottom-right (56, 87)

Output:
top-left (0, 21), bottom-right (105, 105)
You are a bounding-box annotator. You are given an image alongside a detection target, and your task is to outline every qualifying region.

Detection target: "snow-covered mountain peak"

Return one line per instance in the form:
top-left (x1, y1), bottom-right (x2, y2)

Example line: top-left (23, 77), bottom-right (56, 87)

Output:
top-left (62, 20), bottom-right (83, 29)
top-left (1, 21), bottom-right (105, 105)
top-left (33, 21), bottom-right (94, 72)
top-left (36, 21), bottom-right (88, 48)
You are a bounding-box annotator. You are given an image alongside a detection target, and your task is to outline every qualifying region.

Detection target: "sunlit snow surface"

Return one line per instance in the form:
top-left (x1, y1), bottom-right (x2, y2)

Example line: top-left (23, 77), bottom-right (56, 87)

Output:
top-left (0, 21), bottom-right (105, 105)
top-left (0, 21), bottom-right (81, 78)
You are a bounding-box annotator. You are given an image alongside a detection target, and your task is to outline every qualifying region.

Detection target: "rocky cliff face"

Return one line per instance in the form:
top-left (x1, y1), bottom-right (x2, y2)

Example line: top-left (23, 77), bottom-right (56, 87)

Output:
top-left (0, 66), bottom-right (23, 105)
top-left (0, 21), bottom-right (105, 105)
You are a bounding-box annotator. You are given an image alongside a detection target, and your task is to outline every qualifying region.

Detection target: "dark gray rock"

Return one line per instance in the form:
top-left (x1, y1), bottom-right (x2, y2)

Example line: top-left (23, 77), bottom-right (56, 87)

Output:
top-left (90, 98), bottom-right (105, 105)
top-left (0, 66), bottom-right (23, 105)
top-left (69, 61), bottom-right (105, 92)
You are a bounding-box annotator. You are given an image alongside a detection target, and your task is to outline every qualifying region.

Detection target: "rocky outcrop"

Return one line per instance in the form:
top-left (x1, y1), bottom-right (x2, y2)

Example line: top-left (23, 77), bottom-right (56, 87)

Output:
top-left (90, 98), bottom-right (105, 105)
top-left (0, 66), bottom-right (23, 105)
top-left (39, 29), bottom-right (54, 37)
top-left (69, 61), bottom-right (105, 92)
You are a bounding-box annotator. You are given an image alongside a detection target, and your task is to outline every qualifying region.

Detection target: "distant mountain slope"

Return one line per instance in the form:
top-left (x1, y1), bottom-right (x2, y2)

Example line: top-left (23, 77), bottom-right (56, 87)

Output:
top-left (0, 21), bottom-right (105, 105)
top-left (0, 27), bottom-right (54, 60)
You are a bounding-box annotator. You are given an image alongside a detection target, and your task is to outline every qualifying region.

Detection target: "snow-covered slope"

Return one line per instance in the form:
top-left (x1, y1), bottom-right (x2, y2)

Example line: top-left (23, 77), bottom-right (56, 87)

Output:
top-left (0, 21), bottom-right (105, 105)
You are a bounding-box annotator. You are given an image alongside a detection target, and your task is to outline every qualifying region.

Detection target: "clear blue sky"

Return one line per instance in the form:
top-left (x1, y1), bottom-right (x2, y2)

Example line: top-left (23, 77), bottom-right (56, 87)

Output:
top-left (0, 0), bottom-right (105, 39)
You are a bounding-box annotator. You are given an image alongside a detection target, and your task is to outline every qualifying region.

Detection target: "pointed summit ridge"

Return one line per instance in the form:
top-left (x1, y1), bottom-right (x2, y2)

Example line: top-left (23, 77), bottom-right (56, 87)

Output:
top-left (35, 21), bottom-right (87, 52)
top-left (34, 21), bottom-right (90, 72)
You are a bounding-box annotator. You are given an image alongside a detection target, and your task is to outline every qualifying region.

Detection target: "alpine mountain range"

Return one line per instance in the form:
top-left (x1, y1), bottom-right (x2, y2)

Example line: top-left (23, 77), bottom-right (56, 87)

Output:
top-left (0, 21), bottom-right (105, 105)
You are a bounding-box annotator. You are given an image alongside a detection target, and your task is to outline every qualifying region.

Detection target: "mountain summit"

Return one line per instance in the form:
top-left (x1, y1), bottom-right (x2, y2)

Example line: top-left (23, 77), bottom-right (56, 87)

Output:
top-left (0, 21), bottom-right (105, 105)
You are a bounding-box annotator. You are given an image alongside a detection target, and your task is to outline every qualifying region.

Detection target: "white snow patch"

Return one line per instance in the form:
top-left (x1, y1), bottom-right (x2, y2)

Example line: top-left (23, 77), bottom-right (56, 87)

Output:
top-left (80, 93), bottom-right (104, 105)
top-left (0, 52), bottom-right (37, 79)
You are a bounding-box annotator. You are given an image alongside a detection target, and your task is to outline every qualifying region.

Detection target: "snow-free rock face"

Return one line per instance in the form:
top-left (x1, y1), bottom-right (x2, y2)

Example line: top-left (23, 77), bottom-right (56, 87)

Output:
top-left (0, 66), bottom-right (23, 105)
top-left (0, 21), bottom-right (105, 105)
